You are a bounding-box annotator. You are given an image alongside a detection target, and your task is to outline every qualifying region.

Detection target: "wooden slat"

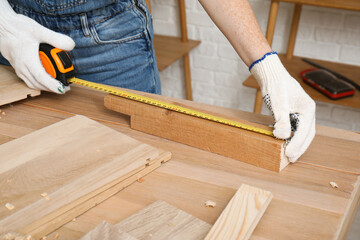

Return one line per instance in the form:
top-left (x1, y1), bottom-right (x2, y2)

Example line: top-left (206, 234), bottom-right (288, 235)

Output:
top-left (243, 54), bottom-right (360, 109)
top-left (274, 0), bottom-right (360, 11)
top-left (80, 221), bottom-right (137, 240)
top-left (205, 184), bottom-right (272, 240)
top-left (0, 115), bottom-right (171, 238)
top-left (154, 35), bottom-right (200, 72)
top-left (0, 65), bottom-right (40, 106)
top-left (115, 200), bottom-right (211, 239)
top-left (104, 93), bottom-right (289, 172)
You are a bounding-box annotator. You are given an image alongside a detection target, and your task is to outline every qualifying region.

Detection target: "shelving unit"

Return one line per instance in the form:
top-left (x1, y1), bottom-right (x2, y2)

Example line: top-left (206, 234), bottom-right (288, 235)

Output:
top-left (146, 0), bottom-right (201, 100)
top-left (243, 0), bottom-right (360, 113)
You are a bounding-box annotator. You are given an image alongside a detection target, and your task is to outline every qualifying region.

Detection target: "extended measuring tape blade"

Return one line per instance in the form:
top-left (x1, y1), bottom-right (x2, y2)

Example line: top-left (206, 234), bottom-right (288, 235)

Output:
top-left (68, 77), bottom-right (274, 137)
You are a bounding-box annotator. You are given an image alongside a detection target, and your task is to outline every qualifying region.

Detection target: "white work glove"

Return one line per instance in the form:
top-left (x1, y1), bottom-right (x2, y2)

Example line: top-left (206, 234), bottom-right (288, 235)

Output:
top-left (250, 52), bottom-right (316, 162)
top-left (0, 0), bottom-right (75, 94)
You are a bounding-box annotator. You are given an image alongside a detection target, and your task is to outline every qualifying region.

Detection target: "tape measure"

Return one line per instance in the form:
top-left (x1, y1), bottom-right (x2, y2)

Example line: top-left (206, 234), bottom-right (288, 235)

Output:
top-left (39, 44), bottom-right (274, 137)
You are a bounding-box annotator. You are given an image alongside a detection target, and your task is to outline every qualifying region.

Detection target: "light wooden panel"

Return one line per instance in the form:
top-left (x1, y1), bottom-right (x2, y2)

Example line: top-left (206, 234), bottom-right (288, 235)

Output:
top-left (0, 115), bottom-right (171, 238)
top-left (104, 93), bottom-right (289, 172)
top-left (0, 65), bottom-right (40, 106)
top-left (80, 221), bottom-right (137, 240)
top-left (243, 54), bottom-right (360, 109)
top-left (116, 200), bottom-right (211, 239)
top-left (205, 184), bottom-right (273, 240)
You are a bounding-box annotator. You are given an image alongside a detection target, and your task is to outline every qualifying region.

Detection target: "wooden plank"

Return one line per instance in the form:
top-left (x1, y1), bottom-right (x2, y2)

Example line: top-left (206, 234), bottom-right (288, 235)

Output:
top-left (243, 54), bottom-right (360, 109)
top-left (104, 93), bottom-right (289, 172)
top-left (0, 65), bottom-right (40, 106)
top-left (31, 151), bottom-right (171, 238)
top-left (204, 184), bottom-right (272, 240)
top-left (0, 115), bottom-right (171, 238)
top-left (80, 221), bottom-right (138, 240)
top-left (115, 200), bottom-right (211, 239)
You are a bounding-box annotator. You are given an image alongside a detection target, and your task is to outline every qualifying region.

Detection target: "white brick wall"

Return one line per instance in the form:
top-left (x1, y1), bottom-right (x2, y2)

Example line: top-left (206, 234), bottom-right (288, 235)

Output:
top-left (151, 0), bottom-right (360, 132)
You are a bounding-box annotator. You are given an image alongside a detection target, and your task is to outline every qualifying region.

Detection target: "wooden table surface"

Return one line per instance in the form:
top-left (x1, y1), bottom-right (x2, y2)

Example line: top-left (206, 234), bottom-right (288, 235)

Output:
top-left (0, 86), bottom-right (359, 240)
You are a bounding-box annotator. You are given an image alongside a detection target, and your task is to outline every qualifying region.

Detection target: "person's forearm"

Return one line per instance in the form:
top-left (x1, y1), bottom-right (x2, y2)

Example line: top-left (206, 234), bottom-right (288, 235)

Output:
top-left (198, 0), bottom-right (272, 66)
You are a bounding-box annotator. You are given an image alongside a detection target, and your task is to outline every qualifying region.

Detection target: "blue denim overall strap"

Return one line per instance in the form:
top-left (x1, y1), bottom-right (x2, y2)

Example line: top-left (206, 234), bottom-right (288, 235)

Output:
top-left (0, 0), bottom-right (161, 94)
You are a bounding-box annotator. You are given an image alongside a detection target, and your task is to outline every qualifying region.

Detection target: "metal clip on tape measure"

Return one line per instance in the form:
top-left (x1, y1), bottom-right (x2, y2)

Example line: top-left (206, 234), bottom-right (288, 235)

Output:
top-left (39, 43), bottom-right (75, 86)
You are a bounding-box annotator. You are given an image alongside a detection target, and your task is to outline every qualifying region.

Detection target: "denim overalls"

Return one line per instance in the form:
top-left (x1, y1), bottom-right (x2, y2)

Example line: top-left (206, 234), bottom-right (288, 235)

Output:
top-left (0, 0), bottom-right (161, 94)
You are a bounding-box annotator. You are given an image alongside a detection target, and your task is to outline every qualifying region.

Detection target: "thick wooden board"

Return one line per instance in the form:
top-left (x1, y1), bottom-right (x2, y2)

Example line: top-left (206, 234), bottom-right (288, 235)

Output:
top-left (115, 200), bottom-right (211, 239)
top-left (205, 184), bottom-right (273, 240)
top-left (104, 93), bottom-right (288, 172)
top-left (0, 65), bottom-right (40, 106)
top-left (0, 115), bottom-right (171, 238)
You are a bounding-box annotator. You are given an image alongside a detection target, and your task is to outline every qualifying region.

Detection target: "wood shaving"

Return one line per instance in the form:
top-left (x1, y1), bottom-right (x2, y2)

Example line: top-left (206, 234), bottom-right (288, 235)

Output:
top-left (72, 218), bottom-right (76, 222)
top-left (40, 236), bottom-right (47, 240)
top-left (5, 203), bottom-right (15, 211)
top-left (53, 233), bottom-right (59, 239)
top-left (148, 234), bottom-right (153, 238)
top-left (6, 179), bottom-right (11, 183)
top-left (0, 232), bottom-right (31, 240)
top-left (137, 178), bottom-right (145, 183)
top-left (167, 222), bottom-right (174, 227)
top-left (330, 181), bottom-right (339, 188)
top-left (45, 197), bottom-right (51, 201)
top-left (2, 112), bottom-right (5, 115)
top-left (41, 192), bottom-right (48, 197)
top-left (204, 200), bottom-right (217, 208)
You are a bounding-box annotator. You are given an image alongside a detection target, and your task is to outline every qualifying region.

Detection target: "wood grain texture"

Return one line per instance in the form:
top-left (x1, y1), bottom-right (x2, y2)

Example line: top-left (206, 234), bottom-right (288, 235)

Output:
top-left (205, 184), bottom-right (272, 240)
top-left (116, 200), bottom-right (211, 240)
top-left (80, 221), bottom-right (138, 240)
top-left (104, 93), bottom-right (289, 172)
top-left (0, 115), bottom-right (171, 238)
top-left (1, 85), bottom-right (359, 239)
top-left (0, 65), bottom-right (40, 106)
top-left (243, 54), bottom-right (360, 109)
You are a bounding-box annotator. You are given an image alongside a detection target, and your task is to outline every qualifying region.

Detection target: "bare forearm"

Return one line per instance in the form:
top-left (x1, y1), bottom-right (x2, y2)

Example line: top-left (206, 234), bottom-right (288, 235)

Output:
top-left (198, 0), bottom-right (272, 66)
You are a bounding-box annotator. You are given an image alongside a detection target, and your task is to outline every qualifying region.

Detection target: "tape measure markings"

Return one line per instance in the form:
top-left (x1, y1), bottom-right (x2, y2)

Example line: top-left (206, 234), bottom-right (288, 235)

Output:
top-left (69, 77), bottom-right (274, 136)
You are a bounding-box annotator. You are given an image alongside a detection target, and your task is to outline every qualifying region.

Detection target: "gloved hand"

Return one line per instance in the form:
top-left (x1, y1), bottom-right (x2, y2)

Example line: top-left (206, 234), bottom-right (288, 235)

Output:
top-left (250, 52), bottom-right (316, 162)
top-left (0, 0), bottom-right (75, 93)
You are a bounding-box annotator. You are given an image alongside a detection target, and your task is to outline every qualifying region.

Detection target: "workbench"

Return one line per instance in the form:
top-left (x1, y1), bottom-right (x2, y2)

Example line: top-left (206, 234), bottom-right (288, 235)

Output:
top-left (0, 86), bottom-right (359, 239)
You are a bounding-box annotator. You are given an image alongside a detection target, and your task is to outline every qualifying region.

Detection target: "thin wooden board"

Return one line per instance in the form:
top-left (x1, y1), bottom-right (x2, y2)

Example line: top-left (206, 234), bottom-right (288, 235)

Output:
top-left (0, 65), bottom-right (40, 106)
top-left (115, 200), bottom-right (211, 239)
top-left (104, 94), bottom-right (289, 172)
top-left (80, 221), bottom-right (138, 240)
top-left (0, 115), bottom-right (171, 238)
top-left (205, 184), bottom-right (273, 240)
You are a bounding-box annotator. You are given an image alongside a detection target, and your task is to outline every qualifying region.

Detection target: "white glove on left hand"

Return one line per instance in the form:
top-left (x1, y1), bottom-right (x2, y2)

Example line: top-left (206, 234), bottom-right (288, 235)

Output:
top-left (0, 0), bottom-right (75, 93)
top-left (250, 52), bottom-right (316, 162)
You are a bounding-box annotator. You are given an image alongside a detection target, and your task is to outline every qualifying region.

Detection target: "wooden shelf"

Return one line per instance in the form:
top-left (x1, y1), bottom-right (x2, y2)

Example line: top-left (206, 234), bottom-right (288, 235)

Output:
top-left (274, 0), bottom-right (360, 11)
top-left (153, 34), bottom-right (200, 72)
top-left (243, 54), bottom-right (360, 109)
